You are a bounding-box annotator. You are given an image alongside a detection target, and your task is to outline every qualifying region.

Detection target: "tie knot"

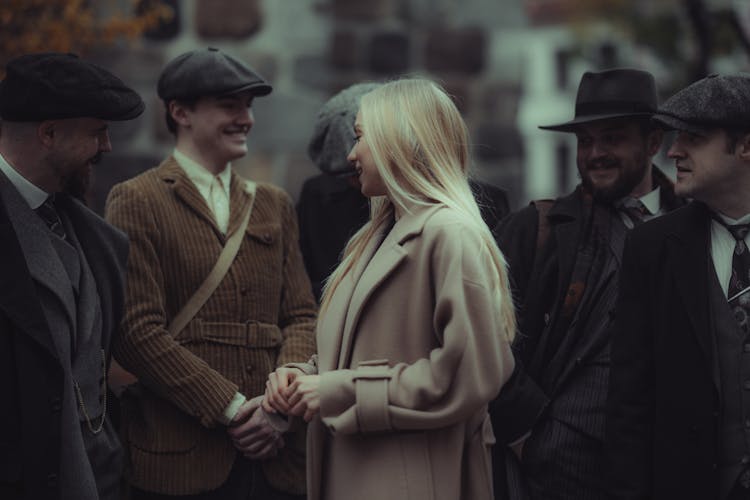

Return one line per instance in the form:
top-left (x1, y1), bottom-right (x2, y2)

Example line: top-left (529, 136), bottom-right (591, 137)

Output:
top-left (618, 198), bottom-right (648, 226)
top-left (35, 196), bottom-right (66, 239)
top-left (712, 213), bottom-right (750, 242)
top-left (728, 224), bottom-right (750, 241)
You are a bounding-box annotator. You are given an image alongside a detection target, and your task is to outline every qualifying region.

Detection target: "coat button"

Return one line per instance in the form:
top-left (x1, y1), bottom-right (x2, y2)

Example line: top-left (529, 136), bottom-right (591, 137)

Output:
top-left (51, 397), bottom-right (62, 413)
top-left (47, 473), bottom-right (58, 487)
top-left (245, 365), bottom-right (254, 374)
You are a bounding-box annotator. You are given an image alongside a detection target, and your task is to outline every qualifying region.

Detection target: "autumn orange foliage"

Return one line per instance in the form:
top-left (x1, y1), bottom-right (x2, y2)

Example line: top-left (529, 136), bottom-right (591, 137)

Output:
top-left (0, 0), bottom-right (172, 73)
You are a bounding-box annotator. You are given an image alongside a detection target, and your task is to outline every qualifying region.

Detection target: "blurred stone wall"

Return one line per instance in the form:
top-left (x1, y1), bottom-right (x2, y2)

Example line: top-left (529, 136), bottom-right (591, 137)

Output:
top-left (87, 0), bottom-right (530, 213)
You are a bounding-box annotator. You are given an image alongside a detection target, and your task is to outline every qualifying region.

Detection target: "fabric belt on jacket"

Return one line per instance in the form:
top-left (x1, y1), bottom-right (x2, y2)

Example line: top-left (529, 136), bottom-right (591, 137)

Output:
top-left (178, 319), bottom-right (283, 348)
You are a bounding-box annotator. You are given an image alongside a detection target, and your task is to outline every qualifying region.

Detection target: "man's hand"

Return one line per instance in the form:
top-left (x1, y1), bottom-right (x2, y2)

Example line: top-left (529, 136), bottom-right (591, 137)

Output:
top-left (285, 374), bottom-right (321, 422)
top-left (227, 398), bottom-right (284, 460)
top-left (263, 366), bottom-right (303, 414)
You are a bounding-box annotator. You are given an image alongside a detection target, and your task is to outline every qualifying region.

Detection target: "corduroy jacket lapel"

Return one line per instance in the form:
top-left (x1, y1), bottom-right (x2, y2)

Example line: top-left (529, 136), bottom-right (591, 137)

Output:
top-left (158, 156), bottom-right (223, 239)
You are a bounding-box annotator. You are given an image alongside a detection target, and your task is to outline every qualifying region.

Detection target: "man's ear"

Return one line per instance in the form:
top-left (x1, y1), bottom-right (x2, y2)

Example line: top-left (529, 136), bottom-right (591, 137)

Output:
top-left (736, 132), bottom-right (750, 160)
top-left (37, 121), bottom-right (56, 148)
top-left (169, 100), bottom-right (191, 129)
top-left (647, 128), bottom-right (664, 157)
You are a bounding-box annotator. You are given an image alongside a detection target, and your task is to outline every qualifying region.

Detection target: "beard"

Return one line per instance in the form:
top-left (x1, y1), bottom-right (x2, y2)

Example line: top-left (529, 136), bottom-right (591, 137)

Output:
top-left (579, 153), bottom-right (649, 202)
top-left (55, 151), bottom-right (100, 201)
top-left (62, 166), bottom-right (92, 201)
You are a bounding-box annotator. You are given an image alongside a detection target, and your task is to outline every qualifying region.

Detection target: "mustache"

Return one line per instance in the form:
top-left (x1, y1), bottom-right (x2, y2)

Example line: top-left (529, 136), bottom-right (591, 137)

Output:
top-left (586, 157), bottom-right (620, 170)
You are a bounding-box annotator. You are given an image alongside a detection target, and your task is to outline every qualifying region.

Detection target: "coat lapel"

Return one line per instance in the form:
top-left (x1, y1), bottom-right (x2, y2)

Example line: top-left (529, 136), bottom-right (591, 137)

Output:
top-left (60, 195), bottom-right (127, 351)
top-left (315, 239), bottom-right (375, 372)
top-left (0, 194), bottom-right (59, 360)
top-left (226, 172), bottom-right (254, 237)
top-left (667, 203), bottom-right (714, 376)
top-left (158, 156), bottom-right (223, 238)
top-left (549, 191), bottom-right (585, 297)
top-left (335, 205), bottom-right (440, 368)
top-left (0, 173), bottom-right (77, 331)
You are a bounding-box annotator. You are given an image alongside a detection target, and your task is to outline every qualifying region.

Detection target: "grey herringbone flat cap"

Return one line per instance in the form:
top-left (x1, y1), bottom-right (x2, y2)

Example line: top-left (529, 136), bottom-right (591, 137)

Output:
top-left (0, 52), bottom-right (144, 122)
top-left (654, 73), bottom-right (750, 135)
top-left (308, 82), bottom-right (381, 177)
top-left (158, 47), bottom-right (272, 102)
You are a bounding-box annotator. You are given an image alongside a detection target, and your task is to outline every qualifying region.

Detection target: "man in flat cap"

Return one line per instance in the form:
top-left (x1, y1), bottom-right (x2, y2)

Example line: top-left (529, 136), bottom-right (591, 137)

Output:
top-left (0, 52), bottom-right (144, 500)
top-left (105, 47), bottom-right (315, 500)
top-left (489, 68), bottom-right (684, 500)
top-left (607, 74), bottom-right (750, 500)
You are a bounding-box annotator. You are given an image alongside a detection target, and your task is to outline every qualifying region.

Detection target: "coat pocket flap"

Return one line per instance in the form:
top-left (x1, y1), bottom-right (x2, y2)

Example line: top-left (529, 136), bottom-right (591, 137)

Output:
top-left (246, 223), bottom-right (280, 245)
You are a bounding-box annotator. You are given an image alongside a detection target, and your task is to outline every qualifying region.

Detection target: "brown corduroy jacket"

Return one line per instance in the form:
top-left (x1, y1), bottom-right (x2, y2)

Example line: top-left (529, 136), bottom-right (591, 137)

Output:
top-left (104, 157), bottom-right (317, 495)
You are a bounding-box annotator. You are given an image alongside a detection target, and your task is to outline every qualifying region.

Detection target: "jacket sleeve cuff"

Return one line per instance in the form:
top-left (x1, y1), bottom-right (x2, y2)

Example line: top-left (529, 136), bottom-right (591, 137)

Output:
top-left (219, 392), bottom-right (246, 425)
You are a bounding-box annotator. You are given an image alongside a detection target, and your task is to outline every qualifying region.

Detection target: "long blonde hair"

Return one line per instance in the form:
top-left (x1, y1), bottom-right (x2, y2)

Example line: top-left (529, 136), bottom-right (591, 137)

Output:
top-left (320, 78), bottom-right (516, 342)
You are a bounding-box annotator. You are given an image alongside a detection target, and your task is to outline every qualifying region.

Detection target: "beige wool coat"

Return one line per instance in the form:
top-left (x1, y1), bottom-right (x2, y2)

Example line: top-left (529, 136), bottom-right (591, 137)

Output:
top-left (294, 204), bottom-right (515, 500)
top-left (104, 157), bottom-right (317, 495)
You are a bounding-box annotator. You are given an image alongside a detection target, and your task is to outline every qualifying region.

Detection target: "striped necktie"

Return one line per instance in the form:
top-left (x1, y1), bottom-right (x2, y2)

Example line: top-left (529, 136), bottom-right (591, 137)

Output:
top-left (36, 196), bottom-right (67, 239)
top-left (713, 216), bottom-right (750, 334)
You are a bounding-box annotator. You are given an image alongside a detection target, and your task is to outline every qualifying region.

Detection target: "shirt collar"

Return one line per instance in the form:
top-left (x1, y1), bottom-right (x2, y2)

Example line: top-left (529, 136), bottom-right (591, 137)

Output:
top-left (173, 148), bottom-right (232, 198)
top-left (0, 151), bottom-right (50, 209)
top-left (638, 186), bottom-right (661, 215)
top-left (714, 211), bottom-right (750, 225)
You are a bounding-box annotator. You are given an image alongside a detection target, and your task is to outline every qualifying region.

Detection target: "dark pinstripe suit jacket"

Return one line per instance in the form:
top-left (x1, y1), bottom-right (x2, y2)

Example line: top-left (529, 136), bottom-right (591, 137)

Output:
top-left (489, 168), bottom-right (683, 500)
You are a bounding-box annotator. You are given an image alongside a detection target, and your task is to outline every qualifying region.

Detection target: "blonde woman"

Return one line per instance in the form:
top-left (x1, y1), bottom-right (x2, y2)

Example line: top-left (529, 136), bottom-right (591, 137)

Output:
top-left (263, 78), bottom-right (516, 500)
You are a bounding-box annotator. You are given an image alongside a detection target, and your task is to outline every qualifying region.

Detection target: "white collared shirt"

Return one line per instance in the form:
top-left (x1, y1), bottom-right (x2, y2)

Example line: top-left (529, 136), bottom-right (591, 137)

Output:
top-left (0, 152), bottom-right (49, 209)
top-left (711, 212), bottom-right (750, 297)
top-left (172, 148), bottom-right (231, 232)
top-left (638, 186), bottom-right (662, 218)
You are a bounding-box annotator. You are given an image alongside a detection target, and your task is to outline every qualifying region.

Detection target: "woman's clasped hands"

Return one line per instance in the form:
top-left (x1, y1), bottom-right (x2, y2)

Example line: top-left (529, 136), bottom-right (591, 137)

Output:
top-left (262, 366), bottom-right (321, 422)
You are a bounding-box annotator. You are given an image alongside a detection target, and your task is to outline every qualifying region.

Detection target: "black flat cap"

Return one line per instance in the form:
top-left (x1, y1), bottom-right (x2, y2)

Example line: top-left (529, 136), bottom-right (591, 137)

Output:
top-left (653, 73), bottom-right (750, 135)
top-left (541, 68), bottom-right (657, 132)
top-left (157, 48), bottom-right (272, 102)
top-left (0, 52), bottom-right (145, 122)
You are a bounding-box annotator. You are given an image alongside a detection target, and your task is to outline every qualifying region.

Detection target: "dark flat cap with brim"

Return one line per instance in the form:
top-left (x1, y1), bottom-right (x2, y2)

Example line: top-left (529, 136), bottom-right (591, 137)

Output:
top-left (0, 52), bottom-right (144, 122)
top-left (540, 68), bottom-right (658, 132)
top-left (158, 48), bottom-right (272, 102)
top-left (653, 73), bottom-right (750, 135)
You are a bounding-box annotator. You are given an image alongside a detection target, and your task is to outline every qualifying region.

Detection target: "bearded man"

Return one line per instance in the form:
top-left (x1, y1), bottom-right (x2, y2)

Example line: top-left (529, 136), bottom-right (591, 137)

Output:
top-left (0, 52), bottom-right (144, 500)
top-left (488, 68), bottom-right (684, 500)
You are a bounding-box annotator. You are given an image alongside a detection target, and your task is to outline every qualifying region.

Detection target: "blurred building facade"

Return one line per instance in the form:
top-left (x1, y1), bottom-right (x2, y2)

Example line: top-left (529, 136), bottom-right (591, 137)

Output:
top-left (79, 0), bottom-right (750, 213)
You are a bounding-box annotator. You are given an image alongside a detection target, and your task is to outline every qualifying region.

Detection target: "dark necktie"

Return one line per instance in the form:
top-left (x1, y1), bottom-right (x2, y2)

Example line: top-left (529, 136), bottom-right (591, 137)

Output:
top-left (714, 217), bottom-right (750, 334)
top-left (619, 198), bottom-right (648, 228)
top-left (36, 196), bottom-right (67, 240)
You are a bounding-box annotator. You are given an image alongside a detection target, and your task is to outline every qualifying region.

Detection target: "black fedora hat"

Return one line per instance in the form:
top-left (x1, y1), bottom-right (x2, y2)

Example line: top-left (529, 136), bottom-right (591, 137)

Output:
top-left (540, 68), bottom-right (657, 132)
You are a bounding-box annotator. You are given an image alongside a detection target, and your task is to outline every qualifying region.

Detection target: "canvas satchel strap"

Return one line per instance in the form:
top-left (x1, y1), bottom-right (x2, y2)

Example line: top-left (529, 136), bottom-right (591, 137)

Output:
top-left (108, 181), bottom-right (257, 395)
top-left (168, 180), bottom-right (257, 338)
